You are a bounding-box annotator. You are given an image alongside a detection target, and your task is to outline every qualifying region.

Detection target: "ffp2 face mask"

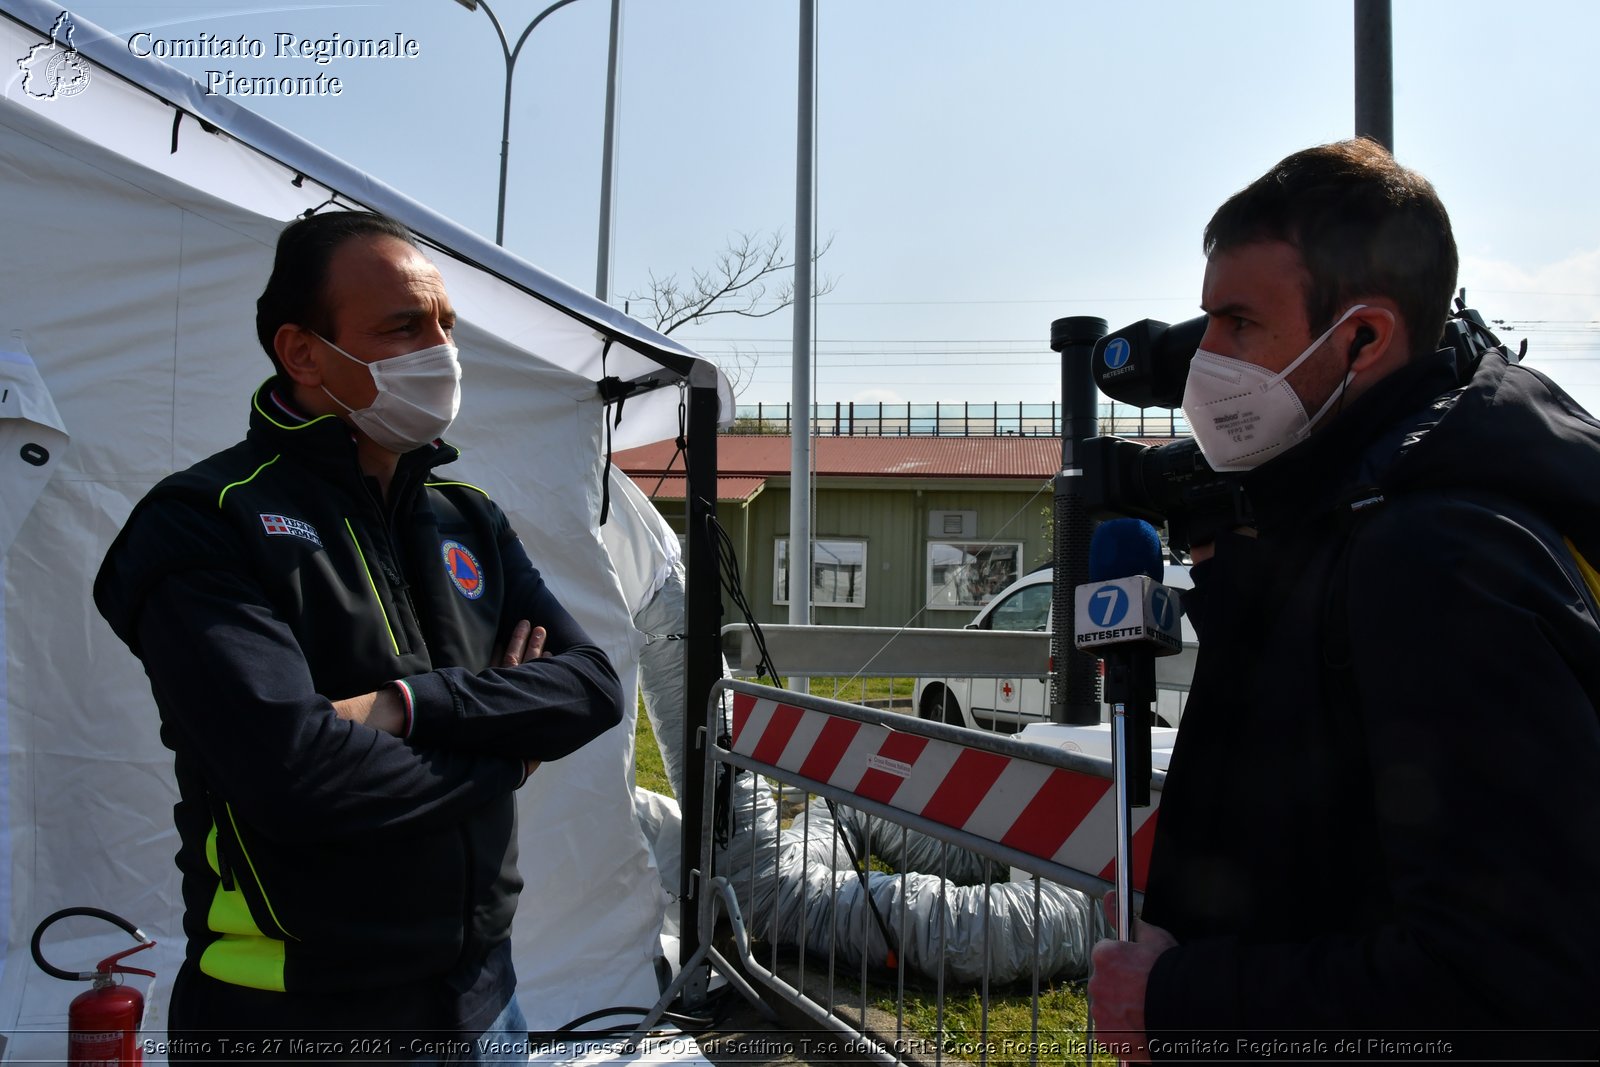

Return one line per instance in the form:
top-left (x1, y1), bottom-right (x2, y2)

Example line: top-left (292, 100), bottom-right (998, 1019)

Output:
top-left (1180, 305), bottom-right (1368, 471)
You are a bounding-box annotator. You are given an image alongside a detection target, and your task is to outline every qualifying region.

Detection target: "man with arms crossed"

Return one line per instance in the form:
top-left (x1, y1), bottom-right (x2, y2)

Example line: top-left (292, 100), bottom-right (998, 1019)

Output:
top-left (1090, 141), bottom-right (1600, 1060)
top-left (96, 211), bottom-right (623, 1058)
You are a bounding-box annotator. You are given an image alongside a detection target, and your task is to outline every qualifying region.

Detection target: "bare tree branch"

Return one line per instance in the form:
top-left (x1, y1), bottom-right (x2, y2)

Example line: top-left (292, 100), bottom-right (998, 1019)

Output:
top-left (717, 342), bottom-right (759, 396)
top-left (626, 230), bottom-right (837, 400)
top-left (629, 230), bottom-right (837, 338)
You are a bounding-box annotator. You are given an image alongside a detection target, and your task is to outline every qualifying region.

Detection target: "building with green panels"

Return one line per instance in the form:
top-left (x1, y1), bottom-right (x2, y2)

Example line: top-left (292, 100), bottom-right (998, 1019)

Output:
top-left (616, 435), bottom-right (1061, 630)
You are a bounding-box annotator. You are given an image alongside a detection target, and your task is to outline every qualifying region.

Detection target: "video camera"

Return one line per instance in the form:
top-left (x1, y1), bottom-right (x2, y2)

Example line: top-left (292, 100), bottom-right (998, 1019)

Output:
top-left (1077, 293), bottom-right (1518, 556)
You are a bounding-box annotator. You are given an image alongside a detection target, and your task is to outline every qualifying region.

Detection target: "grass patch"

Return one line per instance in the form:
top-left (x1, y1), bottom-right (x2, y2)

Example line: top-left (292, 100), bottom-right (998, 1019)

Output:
top-left (875, 979), bottom-right (1117, 1067)
top-left (809, 674), bottom-right (915, 706)
top-left (753, 674), bottom-right (915, 707)
top-left (633, 698), bottom-right (674, 797)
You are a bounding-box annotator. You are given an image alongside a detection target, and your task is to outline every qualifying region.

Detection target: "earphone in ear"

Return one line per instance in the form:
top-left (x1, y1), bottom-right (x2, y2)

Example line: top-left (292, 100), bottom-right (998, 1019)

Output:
top-left (1348, 325), bottom-right (1377, 361)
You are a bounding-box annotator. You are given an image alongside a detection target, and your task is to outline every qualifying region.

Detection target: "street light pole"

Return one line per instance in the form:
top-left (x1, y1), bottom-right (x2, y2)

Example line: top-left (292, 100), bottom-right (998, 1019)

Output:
top-left (789, 0), bottom-right (815, 638)
top-left (452, 0), bottom-right (590, 247)
top-left (1354, 0), bottom-right (1394, 151)
top-left (594, 0), bottom-right (622, 302)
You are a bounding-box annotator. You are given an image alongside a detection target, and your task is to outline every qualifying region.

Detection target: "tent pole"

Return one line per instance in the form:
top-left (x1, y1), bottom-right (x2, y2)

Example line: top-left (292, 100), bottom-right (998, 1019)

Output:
top-left (679, 368), bottom-right (721, 1006)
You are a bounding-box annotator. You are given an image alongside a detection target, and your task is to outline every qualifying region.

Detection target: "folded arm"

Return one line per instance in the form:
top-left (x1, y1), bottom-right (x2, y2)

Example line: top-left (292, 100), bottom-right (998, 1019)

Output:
top-left (133, 563), bottom-right (525, 844)
top-left (400, 522), bottom-right (625, 761)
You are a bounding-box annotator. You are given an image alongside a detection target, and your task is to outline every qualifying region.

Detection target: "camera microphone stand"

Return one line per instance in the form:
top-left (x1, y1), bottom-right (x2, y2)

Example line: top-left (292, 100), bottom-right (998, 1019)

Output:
top-left (1102, 647), bottom-right (1155, 943)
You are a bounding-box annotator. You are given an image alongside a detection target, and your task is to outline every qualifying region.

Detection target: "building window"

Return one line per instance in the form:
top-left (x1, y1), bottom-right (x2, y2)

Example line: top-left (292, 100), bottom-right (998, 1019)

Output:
top-left (926, 541), bottom-right (1022, 610)
top-left (774, 538), bottom-right (868, 608)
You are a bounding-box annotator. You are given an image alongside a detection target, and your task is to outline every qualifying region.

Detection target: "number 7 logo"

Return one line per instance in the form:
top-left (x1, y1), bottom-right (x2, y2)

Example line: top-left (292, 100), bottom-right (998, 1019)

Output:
top-left (1090, 584), bottom-right (1128, 628)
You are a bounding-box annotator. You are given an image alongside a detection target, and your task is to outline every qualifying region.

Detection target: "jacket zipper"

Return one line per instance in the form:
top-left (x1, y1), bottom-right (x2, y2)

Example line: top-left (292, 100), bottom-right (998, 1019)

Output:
top-left (344, 518), bottom-right (406, 657)
top-left (370, 473), bottom-right (428, 655)
top-left (216, 803), bottom-right (298, 942)
top-left (382, 516), bottom-right (426, 646)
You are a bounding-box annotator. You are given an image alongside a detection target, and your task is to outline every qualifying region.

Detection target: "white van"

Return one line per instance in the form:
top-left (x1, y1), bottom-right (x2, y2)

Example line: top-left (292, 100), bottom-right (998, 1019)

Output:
top-left (913, 564), bottom-right (1196, 733)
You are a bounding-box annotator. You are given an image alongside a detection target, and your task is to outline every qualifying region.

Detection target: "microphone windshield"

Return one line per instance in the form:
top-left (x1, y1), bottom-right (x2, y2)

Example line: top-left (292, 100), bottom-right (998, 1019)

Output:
top-left (1088, 518), bottom-right (1163, 583)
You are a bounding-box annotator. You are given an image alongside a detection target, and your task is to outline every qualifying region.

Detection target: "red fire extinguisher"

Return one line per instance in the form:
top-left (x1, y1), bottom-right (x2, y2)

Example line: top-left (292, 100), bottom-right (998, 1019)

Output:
top-left (31, 907), bottom-right (157, 1066)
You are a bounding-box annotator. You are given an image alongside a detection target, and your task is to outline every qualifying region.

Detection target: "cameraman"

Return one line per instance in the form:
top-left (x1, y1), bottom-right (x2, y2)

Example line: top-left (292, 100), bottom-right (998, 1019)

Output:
top-left (1089, 140), bottom-right (1600, 1060)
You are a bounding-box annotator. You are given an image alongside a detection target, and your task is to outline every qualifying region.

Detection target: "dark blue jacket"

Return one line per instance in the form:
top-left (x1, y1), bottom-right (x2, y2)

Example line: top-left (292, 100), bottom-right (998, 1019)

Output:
top-left (1141, 350), bottom-right (1600, 1060)
top-left (94, 382), bottom-right (623, 1016)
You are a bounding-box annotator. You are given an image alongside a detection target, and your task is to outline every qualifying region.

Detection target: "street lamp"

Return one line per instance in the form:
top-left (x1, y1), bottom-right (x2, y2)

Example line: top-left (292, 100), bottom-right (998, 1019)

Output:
top-left (449, 0), bottom-right (622, 301)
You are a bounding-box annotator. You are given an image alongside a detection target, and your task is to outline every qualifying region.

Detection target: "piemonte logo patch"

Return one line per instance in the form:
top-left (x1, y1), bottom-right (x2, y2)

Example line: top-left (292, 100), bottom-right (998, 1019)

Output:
top-left (259, 513), bottom-right (322, 547)
top-left (441, 540), bottom-right (485, 600)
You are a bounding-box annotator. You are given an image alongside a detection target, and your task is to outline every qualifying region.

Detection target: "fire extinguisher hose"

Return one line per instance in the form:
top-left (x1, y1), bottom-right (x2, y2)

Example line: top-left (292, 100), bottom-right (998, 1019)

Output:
top-left (31, 907), bottom-right (156, 981)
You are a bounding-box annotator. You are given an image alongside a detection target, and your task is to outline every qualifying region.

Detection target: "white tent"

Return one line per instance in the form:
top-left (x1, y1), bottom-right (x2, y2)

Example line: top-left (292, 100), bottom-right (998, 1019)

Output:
top-left (0, 1), bottom-right (725, 1053)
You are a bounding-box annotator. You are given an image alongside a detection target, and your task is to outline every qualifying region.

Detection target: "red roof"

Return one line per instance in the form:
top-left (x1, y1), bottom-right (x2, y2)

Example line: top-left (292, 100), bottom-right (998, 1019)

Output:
top-left (615, 435), bottom-right (1064, 481)
top-left (630, 475), bottom-right (766, 504)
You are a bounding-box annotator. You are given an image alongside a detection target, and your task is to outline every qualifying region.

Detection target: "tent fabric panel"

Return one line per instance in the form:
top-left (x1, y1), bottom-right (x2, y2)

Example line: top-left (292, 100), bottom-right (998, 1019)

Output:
top-left (2, 1), bottom-right (734, 433)
top-left (0, 477), bottom-right (184, 1036)
top-left (0, 349), bottom-right (70, 556)
top-left (603, 468), bottom-right (686, 617)
top-left (0, 90), bottom-right (256, 482)
top-left (0, 27), bottom-right (670, 1041)
top-left (170, 210), bottom-right (297, 462)
top-left (0, 13), bottom-right (321, 232)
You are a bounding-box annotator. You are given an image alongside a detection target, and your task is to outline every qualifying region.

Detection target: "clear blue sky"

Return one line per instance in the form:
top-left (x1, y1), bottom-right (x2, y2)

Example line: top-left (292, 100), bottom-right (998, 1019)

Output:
top-left (58, 0), bottom-right (1600, 414)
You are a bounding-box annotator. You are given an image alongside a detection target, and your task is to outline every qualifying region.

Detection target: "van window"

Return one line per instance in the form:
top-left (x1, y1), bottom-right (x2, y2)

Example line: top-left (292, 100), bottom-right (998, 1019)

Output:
top-left (986, 582), bottom-right (1051, 632)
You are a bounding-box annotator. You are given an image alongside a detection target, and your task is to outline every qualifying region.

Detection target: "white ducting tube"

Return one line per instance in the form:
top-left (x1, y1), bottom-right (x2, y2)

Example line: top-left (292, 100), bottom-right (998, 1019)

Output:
top-left (630, 553), bottom-right (1108, 985)
top-left (739, 799), bottom-right (1105, 983)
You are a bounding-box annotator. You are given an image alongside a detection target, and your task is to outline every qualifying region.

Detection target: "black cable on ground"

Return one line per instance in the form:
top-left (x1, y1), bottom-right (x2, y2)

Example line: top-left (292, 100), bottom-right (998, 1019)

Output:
top-left (705, 513), bottom-right (901, 966)
top-left (822, 798), bottom-right (902, 969)
top-left (549, 1004), bottom-right (716, 1034)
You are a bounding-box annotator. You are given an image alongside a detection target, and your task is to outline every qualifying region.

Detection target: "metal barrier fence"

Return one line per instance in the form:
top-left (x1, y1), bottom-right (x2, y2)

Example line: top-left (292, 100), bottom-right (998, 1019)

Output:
top-left (720, 623), bottom-right (1194, 732)
top-left (730, 400), bottom-right (1190, 439)
top-left (643, 679), bottom-right (1167, 1067)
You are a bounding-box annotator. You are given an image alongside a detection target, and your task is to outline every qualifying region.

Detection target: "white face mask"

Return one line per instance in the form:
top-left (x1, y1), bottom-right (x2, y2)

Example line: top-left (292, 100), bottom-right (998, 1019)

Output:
top-left (1180, 305), bottom-right (1368, 472)
top-left (316, 333), bottom-right (462, 453)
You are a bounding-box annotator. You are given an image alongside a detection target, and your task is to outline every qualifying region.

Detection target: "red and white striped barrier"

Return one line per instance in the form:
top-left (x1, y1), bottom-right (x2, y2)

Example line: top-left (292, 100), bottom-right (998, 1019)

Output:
top-left (728, 689), bottom-right (1161, 892)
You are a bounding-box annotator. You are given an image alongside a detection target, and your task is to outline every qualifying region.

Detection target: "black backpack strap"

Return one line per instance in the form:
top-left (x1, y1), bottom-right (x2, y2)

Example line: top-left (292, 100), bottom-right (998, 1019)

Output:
top-left (1324, 487), bottom-right (1600, 718)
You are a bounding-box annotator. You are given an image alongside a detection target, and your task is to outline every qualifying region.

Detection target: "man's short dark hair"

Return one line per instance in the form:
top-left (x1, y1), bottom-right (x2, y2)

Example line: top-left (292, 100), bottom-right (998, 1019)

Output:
top-left (1204, 138), bottom-right (1458, 360)
top-left (255, 211), bottom-right (416, 375)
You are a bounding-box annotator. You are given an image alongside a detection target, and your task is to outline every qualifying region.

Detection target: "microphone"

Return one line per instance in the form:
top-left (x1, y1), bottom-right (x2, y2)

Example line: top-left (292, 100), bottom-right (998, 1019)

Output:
top-left (1075, 518), bottom-right (1183, 943)
top-left (1077, 518), bottom-right (1182, 657)
top-left (1087, 514), bottom-right (1164, 583)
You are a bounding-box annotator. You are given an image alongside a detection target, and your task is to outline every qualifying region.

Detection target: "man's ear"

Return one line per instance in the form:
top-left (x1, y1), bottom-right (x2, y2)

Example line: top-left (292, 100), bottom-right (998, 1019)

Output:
top-left (275, 324), bottom-right (322, 387)
top-left (1347, 304), bottom-right (1401, 373)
